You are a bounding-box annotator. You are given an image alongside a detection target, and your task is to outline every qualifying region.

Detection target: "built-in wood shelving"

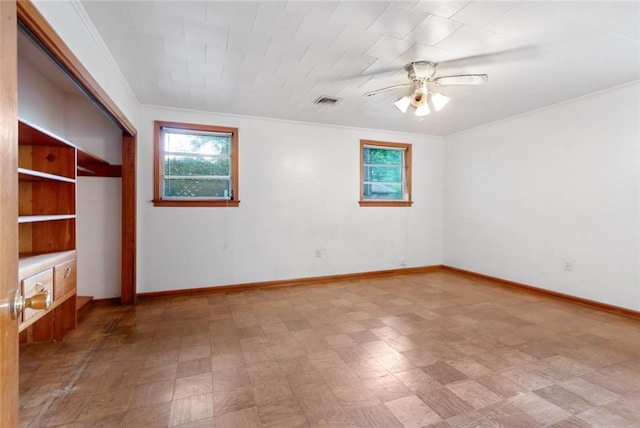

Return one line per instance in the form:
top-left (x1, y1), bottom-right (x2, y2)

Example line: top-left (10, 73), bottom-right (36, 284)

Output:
top-left (18, 120), bottom-right (78, 341)
top-left (17, 118), bottom-right (121, 342)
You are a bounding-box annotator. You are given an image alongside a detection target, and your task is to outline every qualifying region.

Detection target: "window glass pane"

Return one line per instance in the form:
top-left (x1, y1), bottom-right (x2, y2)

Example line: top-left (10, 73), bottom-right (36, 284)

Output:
top-left (164, 178), bottom-right (230, 198)
top-left (164, 132), bottom-right (230, 155)
top-left (155, 121), bottom-right (239, 205)
top-left (165, 155), bottom-right (230, 176)
top-left (363, 147), bottom-right (403, 165)
top-left (360, 140), bottom-right (411, 205)
top-left (363, 166), bottom-right (402, 183)
top-left (363, 183), bottom-right (403, 199)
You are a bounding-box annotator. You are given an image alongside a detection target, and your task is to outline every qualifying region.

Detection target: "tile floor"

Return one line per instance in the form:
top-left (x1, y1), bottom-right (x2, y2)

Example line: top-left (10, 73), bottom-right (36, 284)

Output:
top-left (19, 270), bottom-right (640, 427)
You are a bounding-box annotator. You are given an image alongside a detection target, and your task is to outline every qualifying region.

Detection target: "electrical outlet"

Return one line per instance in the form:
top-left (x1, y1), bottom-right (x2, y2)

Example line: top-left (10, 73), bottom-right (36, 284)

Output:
top-left (401, 260), bottom-right (407, 267)
top-left (563, 259), bottom-right (574, 271)
top-left (315, 249), bottom-right (322, 258)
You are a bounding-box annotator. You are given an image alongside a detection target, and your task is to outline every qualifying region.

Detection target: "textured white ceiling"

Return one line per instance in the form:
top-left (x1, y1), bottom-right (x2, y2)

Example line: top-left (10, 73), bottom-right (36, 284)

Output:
top-left (81, 1), bottom-right (640, 136)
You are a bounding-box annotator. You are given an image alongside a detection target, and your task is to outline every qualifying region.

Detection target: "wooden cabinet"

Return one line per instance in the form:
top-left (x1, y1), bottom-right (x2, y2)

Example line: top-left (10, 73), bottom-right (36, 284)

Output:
top-left (17, 119), bottom-right (83, 342)
top-left (53, 257), bottom-right (76, 300)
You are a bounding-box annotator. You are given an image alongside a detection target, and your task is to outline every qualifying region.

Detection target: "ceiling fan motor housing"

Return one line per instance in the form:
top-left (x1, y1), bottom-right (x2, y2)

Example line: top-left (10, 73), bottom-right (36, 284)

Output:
top-left (408, 61), bottom-right (436, 83)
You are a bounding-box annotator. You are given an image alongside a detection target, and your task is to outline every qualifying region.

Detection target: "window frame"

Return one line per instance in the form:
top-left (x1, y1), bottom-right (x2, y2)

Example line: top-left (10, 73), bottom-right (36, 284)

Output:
top-left (153, 120), bottom-right (239, 207)
top-left (359, 139), bottom-right (413, 207)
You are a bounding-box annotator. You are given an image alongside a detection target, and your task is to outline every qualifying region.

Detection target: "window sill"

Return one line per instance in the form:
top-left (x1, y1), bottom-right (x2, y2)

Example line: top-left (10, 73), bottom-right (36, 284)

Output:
top-left (153, 199), bottom-right (240, 207)
top-left (359, 200), bottom-right (413, 207)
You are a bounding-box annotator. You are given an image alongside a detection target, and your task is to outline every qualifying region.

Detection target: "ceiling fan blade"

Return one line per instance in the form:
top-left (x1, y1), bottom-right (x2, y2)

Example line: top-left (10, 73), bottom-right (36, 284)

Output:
top-left (438, 46), bottom-right (536, 68)
top-left (337, 63), bottom-right (405, 84)
top-left (363, 83), bottom-right (413, 97)
top-left (433, 74), bottom-right (488, 86)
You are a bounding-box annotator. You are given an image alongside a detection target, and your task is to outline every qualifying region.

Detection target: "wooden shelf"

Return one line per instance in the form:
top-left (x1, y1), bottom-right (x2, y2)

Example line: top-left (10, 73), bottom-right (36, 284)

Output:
top-left (18, 167), bottom-right (76, 183)
top-left (18, 121), bottom-right (76, 180)
top-left (18, 214), bottom-right (76, 224)
top-left (77, 148), bottom-right (122, 177)
top-left (18, 118), bottom-right (75, 148)
top-left (19, 250), bottom-right (76, 272)
top-left (77, 148), bottom-right (108, 168)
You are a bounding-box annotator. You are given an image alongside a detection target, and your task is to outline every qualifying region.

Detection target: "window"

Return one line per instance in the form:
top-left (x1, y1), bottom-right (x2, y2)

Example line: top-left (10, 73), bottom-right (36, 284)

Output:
top-left (360, 139), bottom-right (412, 207)
top-left (153, 121), bottom-right (239, 207)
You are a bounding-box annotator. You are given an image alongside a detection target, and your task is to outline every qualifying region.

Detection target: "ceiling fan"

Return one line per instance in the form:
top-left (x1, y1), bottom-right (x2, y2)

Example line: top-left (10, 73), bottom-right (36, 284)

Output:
top-left (363, 61), bottom-right (488, 117)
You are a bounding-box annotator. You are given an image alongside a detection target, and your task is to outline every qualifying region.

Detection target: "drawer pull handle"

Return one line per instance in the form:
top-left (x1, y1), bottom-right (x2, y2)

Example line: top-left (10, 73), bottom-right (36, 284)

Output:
top-left (64, 267), bottom-right (72, 278)
top-left (25, 287), bottom-right (52, 311)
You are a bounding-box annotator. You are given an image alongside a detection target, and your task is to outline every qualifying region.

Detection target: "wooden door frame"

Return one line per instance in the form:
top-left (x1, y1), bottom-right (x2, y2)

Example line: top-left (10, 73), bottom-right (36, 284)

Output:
top-left (0, 2), bottom-right (19, 425)
top-left (16, 0), bottom-right (137, 303)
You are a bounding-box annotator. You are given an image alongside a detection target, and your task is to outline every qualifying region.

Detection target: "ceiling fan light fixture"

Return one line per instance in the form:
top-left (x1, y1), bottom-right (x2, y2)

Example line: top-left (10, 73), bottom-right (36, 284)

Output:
top-left (410, 88), bottom-right (428, 107)
top-left (431, 92), bottom-right (450, 111)
top-left (414, 104), bottom-right (431, 117)
top-left (394, 96), bottom-right (411, 113)
top-left (362, 60), bottom-right (489, 119)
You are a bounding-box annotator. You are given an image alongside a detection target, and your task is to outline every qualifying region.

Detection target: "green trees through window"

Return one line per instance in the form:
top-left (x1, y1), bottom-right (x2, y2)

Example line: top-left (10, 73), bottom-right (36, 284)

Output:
top-left (360, 140), bottom-right (413, 207)
top-left (363, 147), bottom-right (405, 199)
top-left (163, 132), bottom-right (231, 198)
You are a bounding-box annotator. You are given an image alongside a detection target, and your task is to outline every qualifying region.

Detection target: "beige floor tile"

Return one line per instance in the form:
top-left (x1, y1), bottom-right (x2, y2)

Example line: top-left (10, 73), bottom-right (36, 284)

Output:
top-left (331, 382), bottom-right (381, 409)
top-left (422, 361), bottom-right (468, 385)
top-left (168, 392), bottom-right (214, 426)
top-left (384, 394), bottom-right (443, 427)
top-left (213, 385), bottom-right (255, 416)
top-left (252, 374), bottom-right (294, 405)
top-left (173, 373), bottom-right (213, 400)
top-left (364, 374), bottom-right (412, 403)
top-left (122, 402), bottom-right (172, 428)
top-left (510, 392), bottom-right (573, 425)
top-left (258, 398), bottom-right (308, 427)
top-left (446, 379), bottom-right (502, 409)
top-left (603, 392), bottom-right (640, 424)
top-left (348, 403), bottom-right (403, 427)
top-left (176, 356), bottom-right (212, 379)
top-left (416, 386), bottom-right (475, 419)
top-left (576, 407), bottom-right (636, 427)
top-left (18, 271), bottom-right (640, 428)
top-left (533, 384), bottom-right (593, 415)
top-left (216, 406), bottom-right (262, 428)
top-left (130, 379), bottom-right (175, 408)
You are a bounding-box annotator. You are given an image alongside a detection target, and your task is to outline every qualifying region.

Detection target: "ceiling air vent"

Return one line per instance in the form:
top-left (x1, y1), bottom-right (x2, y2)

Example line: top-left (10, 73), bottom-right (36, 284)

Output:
top-left (314, 96), bottom-right (342, 105)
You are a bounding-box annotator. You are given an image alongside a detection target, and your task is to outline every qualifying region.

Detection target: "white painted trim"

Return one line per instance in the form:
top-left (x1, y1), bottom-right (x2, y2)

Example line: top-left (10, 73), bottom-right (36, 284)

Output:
top-left (140, 102), bottom-right (444, 141)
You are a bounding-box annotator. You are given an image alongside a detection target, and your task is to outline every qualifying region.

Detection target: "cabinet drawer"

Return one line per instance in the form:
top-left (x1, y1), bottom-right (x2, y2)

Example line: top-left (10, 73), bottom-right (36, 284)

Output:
top-left (53, 257), bottom-right (76, 299)
top-left (21, 268), bottom-right (53, 323)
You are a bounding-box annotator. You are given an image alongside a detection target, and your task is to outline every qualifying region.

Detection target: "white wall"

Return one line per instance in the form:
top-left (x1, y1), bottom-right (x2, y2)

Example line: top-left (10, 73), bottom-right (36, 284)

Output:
top-left (444, 82), bottom-right (640, 311)
top-left (17, 50), bottom-right (65, 135)
top-left (137, 106), bottom-right (444, 292)
top-left (77, 178), bottom-right (122, 299)
top-left (64, 96), bottom-right (122, 164)
top-left (32, 0), bottom-right (139, 128)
